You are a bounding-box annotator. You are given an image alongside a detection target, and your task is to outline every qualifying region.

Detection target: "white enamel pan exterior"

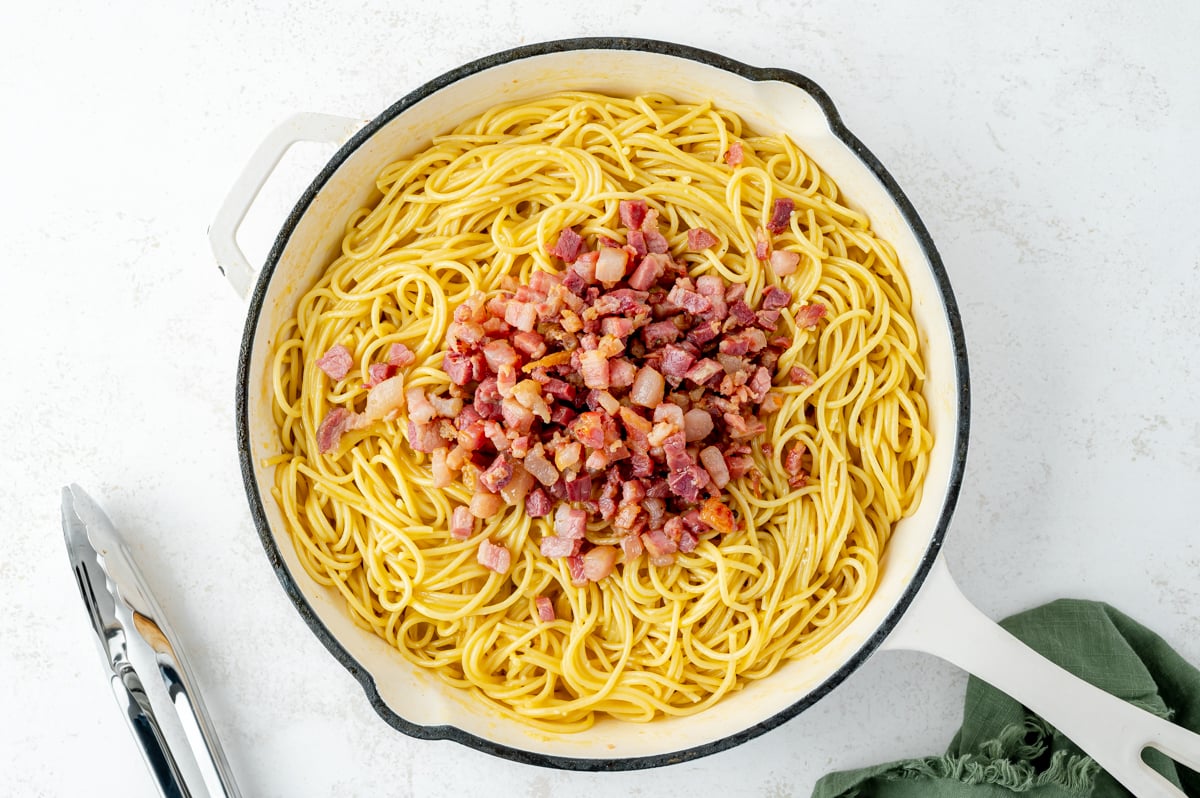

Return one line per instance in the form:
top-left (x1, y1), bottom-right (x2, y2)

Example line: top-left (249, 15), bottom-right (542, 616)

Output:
top-left (211, 39), bottom-right (1200, 793)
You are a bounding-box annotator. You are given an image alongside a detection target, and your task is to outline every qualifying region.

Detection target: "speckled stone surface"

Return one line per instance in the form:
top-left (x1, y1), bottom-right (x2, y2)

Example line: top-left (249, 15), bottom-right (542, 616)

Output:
top-left (3, 2), bottom-right (1199, 796)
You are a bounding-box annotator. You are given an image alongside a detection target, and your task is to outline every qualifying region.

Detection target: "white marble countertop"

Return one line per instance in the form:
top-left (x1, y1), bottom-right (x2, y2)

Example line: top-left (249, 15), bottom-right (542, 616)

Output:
top-left (5, 1), bottom-right (1199, 795)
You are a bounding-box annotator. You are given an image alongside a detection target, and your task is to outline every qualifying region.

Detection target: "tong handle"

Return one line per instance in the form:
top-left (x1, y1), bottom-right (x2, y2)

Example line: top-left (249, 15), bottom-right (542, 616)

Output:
top-left (112, 669), bottom-right (188, 798)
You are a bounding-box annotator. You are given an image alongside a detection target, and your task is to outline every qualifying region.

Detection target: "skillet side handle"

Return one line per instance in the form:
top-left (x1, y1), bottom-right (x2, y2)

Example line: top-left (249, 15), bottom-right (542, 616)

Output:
top-left (208, 113), bottom-right (363, 299)
top-left (882, 558), bottom-right (1200, 798)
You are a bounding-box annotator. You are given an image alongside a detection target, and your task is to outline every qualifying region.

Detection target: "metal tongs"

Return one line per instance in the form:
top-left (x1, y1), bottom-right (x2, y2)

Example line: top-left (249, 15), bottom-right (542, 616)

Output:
top-left (62, 484), bottom-right (241, 798)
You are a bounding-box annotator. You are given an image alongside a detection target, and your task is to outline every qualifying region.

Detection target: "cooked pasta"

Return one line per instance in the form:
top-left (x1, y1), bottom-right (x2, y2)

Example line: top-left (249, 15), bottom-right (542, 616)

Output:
top-left (268, 92), bottom-right (931, 731)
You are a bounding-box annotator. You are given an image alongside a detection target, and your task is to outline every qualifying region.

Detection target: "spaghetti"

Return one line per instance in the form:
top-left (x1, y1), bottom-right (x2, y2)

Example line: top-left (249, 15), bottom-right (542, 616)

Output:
top-left (268, 92), bottom-right (931, 731)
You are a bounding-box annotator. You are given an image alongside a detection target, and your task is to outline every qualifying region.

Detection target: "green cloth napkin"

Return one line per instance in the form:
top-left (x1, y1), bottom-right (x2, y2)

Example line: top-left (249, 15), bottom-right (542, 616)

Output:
top-left (812, 600), bottom-right (1200, 797)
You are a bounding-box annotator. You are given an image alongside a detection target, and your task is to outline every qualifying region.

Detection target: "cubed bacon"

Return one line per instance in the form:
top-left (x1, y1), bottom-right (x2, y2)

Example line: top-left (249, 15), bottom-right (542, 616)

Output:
top-left (564, 473), bottom-right (592, 502)
top-left (755, 309), bottom-right (781, 331)
top-left (678, 530), bottom-right (699, 553)
top-left (667, 284), bottom-right (712, 314)
top-left (602, 288), bottom-right (652, 315)
top-left (405, 387), bottom-right (435, 424)
top-left (620, 533), bottom-right (645, 560)
top-left (567, 553), bottom-right (587, 586)
top-left (446, 320), bottom-right (484, 352)
top-left (644, 229), bottom-right (669, 254)
top-left (450, 505), bottom-right (475, 540)
top-left (761, 285), bottom-right (792, 310)
top-left (601, 316), bottom-right (635, 339)
top-left (645, 481), bottom-right (671, 499)
top-left (512, 331), bottom-right (547, 360)
top-left (766, 198), bottom-right (795, 234)
top-left (477, 539), bottom-right (511, 574)
top-left (795, 303), bottom-right (827, 329)
top-left (729, 300), bottom-right (756, 326)
top-left (562, 270), bottom-right (586, 296)
top-left (609, 358), bottom-right (638, 389)
top-left (542, 378), bottom-right (575, 402)
top-left (687, 227), bottom-right (718, 251)
top-left (469, 488), bottom-right (504, 519)
top-left (504, 300), bottom-right (538, 332)
top-left (479, 454), bottom-right (515, 492)
top-left (598, 493), bottom-right (618, 520)
top-left (642, 319), bottom-right (681, 348)
top-left (540, 534), bottom-right (581, 558)
top-left (699, 497), bottom-right (735, 534)
top-left (686, 320), bottom-right (721, 347)
top-left (641, 528), bottom-right (678, 566)
top-left (523, 444), bottom-right (560, 486)
top-left (553, 441), bottom-right (582, 472)
top-left (570, 411), bottom-right (607, 449)
top-left (554, 505), bottom-right (587, 539)
top-left (499, 463), bottom-right (535, 505)
top-left (755, 227), bottom-right (771, 260)
top-left (612, 501), bottom-right (642, 532)
top-left (626, 229), bottom-right (648, 257)
top-left (681, 508), bottom-right (707, 533)
top-left (386, 343), bottom-right (416, 368)
top-left (442, 350), bottom-right (481, 385)
top-left (585, 448), bottom-right (612, 471)
top-left (726, 453), bottom-right (755, 480)
top-left (699, 446), bottom-right (730, 489)
top-left (486, 294), bottom-right (510, 319)
top-left (431, 446), bottom-right (453, 488)
top-left (630, 366), bottom-right (665, 408)
top-left (619, 199), bottom-right (647, 230)
top-left (431, 393), bottom-right (464, 419)
top-left (550, 227), bottom-right (584, 262)
top-left (456, 419), bottom-right (488, 451)
top-left (316, 344), bottom-right (353, 380)
top-left (572, 250), bottom-right (599, 282)
top-left (618, 406), bottom-right (653, 446)
top-left (453, 295), bottom-right (485, 324)
top-left (723, 141), bottom-right (744, 167)
top-left (789, 471), bottom-right (809, 489)
top-left (511, 379), bottom-right (551, 422)
top-left (595, 246), bottom-right (629, 286)
top-left (784, 443), bottom-right (806, 475)
top-left (535, 596), bottom-right (556, 622)
top-left (789, 365), bottom-right (815, 386)
top-left (407, 420), bottom-right (447, 453)
top-left (627, 252), bottom-right (669, 290)
top-left (582, 546), bottom-right (619, 581)
top-left (748, 367), bottom-right (772, 402)
top-left (668, 464), bottom-right (709, 503)
top-left (317, 407), bottom-right (359, 454)
top-left (685, 358), bottom-right (724, 386)
top-left (683, 408), bottom-right (714, 442)
top-left (661, 428), bottom-right (689, 466)
top-left (579, 349), bottom-right (611, 390)
top-left (621, 479), bottom-right (647, 505)
top-left (720, 328), bottom-right (768, 356)
top-left (483, 339), bottom-right (519, 372)
top-left (500, 398), bottom-right (535, 434)
top-left (364, 362), bottom-right (396, 388)
top-left (660, 345), bottom-right (696, 380)
top-left (770, 249), bottom-right (800, 276)
top-left (529, 269), bottom-right (559, 294)
top-left (525, 487), bottom-right (552, 518)
top-left (723, 412), bottom-right (767, 440)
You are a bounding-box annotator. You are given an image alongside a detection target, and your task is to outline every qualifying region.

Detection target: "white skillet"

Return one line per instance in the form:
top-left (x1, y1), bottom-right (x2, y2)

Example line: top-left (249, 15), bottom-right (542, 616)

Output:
top-left (210, 39), bottom-right (1199, 795)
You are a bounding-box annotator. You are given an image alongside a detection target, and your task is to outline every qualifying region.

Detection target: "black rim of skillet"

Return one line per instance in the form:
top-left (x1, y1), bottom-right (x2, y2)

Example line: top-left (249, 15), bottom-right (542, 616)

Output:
top-left (235, 36), bottom-right (971, 772)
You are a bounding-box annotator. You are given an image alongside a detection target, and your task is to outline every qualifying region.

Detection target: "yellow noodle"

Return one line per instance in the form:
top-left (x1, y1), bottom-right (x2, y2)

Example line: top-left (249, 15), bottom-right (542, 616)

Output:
top-left (268, 92), bottom-right (930, 731)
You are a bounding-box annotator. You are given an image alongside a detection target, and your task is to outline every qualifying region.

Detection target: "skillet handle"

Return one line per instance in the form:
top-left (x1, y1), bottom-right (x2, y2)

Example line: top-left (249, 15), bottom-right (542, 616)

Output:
top-left (207, 113), bottom-right (363, 299)
top-left (882, 557), bottom-right (1200, 798)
